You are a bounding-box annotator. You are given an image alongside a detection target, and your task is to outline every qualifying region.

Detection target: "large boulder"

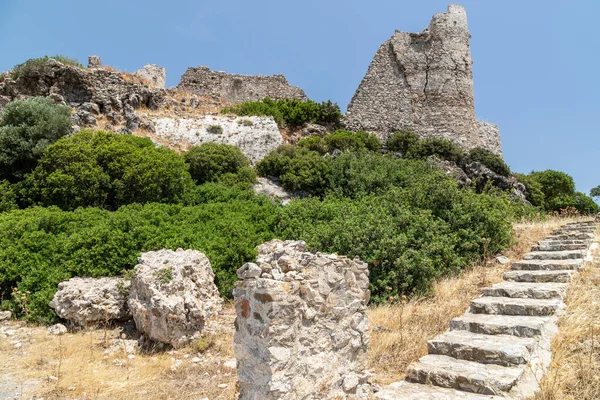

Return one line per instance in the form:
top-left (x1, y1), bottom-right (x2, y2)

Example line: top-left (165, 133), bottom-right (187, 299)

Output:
top-left (128, 249), bottom-right (223, 348)
top-left (49, 277), bottom-right (131, 326)
top-left (135, 64), bottom-right (167, 89)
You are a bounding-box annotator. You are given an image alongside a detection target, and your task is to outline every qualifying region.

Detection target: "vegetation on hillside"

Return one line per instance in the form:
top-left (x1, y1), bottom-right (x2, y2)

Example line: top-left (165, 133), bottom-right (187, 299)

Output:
top-left (221, 97), bottom-right (342, 128)
top-left (10, 55), bottom-right (84, 79)
top-left (0, 97), bottom-right (594, 323)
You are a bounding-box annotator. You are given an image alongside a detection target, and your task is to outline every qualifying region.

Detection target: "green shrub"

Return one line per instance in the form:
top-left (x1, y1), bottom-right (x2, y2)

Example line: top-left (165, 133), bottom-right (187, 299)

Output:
top-left (222, 98), bottom-right (342, 128)
top-left (206, 125), bottom-right (223, 134)
top-left (0, 201), bottom-right (278, 323)
top-left (297, 136), bottom-right (326, 153)
top-left (529, 170), bottom-right (576, 203)
top-left (406, 137), bottom-right (465, 164)
top-left (467, 147), bottom-right (510, 177)
top-left (323, 130), bottom-right (380, 153)
top-left (11, 55), bottom-right (84, 79)
top-left (387, 130), bottom-right (420, 154)
top-left (184, 143), bottom-right (254, 185)
top-left (547, 192), bottom-right (599, 215)
top-left (21, 130), bottom-right (194, 211)
top-left (257, 146), bottom-right (330, 195)
top-left (513, 173), bottom-right (545, 208)
top-left (0, 180), bottom-right (17, 212)
top-left (0, 97), bottom-right (72, 182)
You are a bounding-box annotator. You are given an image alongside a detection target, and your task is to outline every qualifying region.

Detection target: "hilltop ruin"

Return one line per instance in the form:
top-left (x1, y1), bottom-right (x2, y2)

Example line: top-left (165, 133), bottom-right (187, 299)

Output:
top-left (345, 5), bottom-right (502, 155)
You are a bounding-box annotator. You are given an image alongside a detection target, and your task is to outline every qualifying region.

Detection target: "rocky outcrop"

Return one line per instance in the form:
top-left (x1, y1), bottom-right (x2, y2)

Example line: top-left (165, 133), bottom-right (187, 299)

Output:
top-left (149, 115), bottom-right (283, 164)
top-left (49, 277), bottom-right (130, 326)
top-left (177, 66), bottom-right (307, 104)
top-left (234, 240), bottom-right (373, 399)
top-left (135, 64), bottom-right (167, 89)
top-left (377, 221), bottom-right (597, 399)
top-left (128, 249), bottom-right (223, 348)
top-left (0, 57), bottom-right (166, 131)
top-left (464, 162), bottom-right (527, 203)
top-left (346, 5), bottom-right (502, 155)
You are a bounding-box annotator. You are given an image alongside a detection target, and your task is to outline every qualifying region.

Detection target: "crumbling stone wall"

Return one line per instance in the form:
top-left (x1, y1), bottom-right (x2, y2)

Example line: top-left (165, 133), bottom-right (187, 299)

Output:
top-left (233, 240), bottom-right (372, 399)
top-left (177, 66), bottom-right (307, 104)
top-left (345, 5), bottom-right (502, 155)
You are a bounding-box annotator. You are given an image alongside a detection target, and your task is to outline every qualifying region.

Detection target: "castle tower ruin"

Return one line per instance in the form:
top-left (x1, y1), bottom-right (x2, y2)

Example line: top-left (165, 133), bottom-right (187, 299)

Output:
top-left (345, 4), bottom-right (502, 155)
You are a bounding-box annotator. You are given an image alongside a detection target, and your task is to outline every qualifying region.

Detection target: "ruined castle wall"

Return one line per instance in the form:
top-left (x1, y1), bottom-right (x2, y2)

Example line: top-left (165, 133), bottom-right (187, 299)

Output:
top-left (177, 66), bottom-right (307, 104)
top-left (345, 5), bottom-right (502, 155)
top-left (233, 240), bottom-right (372, 399)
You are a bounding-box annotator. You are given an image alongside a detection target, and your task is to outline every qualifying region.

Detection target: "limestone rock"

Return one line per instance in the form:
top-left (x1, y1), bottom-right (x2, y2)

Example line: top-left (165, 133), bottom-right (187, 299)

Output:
top-left (88, 55), bottom-right (102, 69)
top-left (177, 65), bottom-right (306, 104)
top-left (48, 323), bottom-right (67, 335)
top-left (135, 64), bottom-right (167, 89)
top-left (254, 177), bottom-right (300, 204)
top-left (346, 5), bottom-right (502, 155)
top-left (150, 115), bottom-right (283, 164)
top-left (234, 239), bottom-right (372, 399)
top-left (428, 156), bottom-right (471, 187)
top-left (49, 277), bottom-right (131, 326)
top-left (0, 310), bottom-right (11, 321)
top-left (128, 249), bottom-right (223, 348)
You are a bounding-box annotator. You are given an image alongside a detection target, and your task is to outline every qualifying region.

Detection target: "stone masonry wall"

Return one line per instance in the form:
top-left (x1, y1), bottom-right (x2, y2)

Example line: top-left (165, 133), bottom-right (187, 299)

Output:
top-left (177, 66), bottom-right (307, 104)
top-left (233, 240), bottom-right (372, 399)
top-left (345, 5), bottom-right (502, 155)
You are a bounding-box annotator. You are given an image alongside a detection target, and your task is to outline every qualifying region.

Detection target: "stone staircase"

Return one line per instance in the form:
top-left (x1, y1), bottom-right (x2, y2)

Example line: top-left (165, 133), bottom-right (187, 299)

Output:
top-left (376, 221), bottom-right (597, 399)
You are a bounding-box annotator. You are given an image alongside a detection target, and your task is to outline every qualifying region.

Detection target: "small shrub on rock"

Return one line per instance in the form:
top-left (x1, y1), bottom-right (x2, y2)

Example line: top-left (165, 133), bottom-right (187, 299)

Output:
top-left (387, 130), bottom-right (420, 154)
top-left (323, 130), bottom-right (380, 153)
top-left (467, 147), bottom-right (510, 177)
top-left (10, 55), bottom-right (84, 79)
top-left (406, 137), bottom-right (465, 164)
top-left (206, 124), bottom-right (223, 134)
top-left (0, 97), bottom-right (72, 182)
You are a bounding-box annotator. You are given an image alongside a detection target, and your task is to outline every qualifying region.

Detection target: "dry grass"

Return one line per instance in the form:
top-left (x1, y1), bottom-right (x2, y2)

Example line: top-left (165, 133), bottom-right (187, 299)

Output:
top-left (0, 306), bottom-right (238, 399)
top-left (532, 229), bottom-right (600, 400)
top-left (367, 216), bottom-right (591, 384)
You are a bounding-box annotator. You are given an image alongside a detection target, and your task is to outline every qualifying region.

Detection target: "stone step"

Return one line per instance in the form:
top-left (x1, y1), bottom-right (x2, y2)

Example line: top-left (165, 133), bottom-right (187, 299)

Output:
top-left (470, 297), bottom-right (563, 316)
top-left (406, 354), bottom-right (524, 395)
top-left (511, 259), bottom-right (583, 271)
top-left (531, 243), bottom-right (588, 251)
top-left (450, 313), bottom-right (550, 338)
top-left (504, 270), bottom-right (574, 283)
top-left (427, 330), bottom-right (535, 366)
top-left (523, 250), bottom-right (587, 260)
top-left (482, 281), bottom-right (567, 299)
top-left (553, 228), bottom-right (596, 234)
top-left (546, 233), bottom-right (595, 240)
top-left (376, 381), bottom-right (498, 399)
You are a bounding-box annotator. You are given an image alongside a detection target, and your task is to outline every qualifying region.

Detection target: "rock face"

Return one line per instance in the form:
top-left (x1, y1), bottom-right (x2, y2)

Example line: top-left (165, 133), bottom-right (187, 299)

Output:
top-left (234, 240), bottom-right (372, 399)
top-left (177, 66), bottom-right (307, 104)
top-left (150, 115), bottom-right (283, 164)
top-left (135, 64), bottom-right (167, 89)
top-left (49, 277), bottom-right (130, 326)
top-left (346, 5), bottom-right (502, 155)
top-left (128, 249), bottom-right (223, 348)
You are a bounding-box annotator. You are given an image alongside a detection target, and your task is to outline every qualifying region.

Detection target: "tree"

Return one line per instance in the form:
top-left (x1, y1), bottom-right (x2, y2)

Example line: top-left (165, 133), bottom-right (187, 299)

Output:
top-left (184, 143), bottom-right (254, 185)
top-left (0, 97), bottom-right (72, 182)
top-left (590, 185), bottom-right (600, 198)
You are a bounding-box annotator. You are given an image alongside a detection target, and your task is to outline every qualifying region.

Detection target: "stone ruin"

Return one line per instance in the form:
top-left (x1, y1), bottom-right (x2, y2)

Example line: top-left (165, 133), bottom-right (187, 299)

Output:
top-left (177, 66), bottom-right (307, 104)
top-left (345, 4), bottom-right (502, 155)
top-left (233, 240), bottom-right (372, 399)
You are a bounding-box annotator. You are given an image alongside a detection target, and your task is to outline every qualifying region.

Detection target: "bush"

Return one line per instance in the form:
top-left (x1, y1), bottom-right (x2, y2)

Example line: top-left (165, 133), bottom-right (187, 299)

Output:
top-left (0, 180), bottom-right (17, 212)
top-left (323, 130), bottom-right (380, 153)
top-left (0, 97), bottom-right (72, 182)
top-left (184, 143), bottom-right (254, 185)
top-left (21, 130), bottom-right (194, 211)
top-left (513, 173), bottom-right (545, 208)
top-left (206, 125), bottom-right (223, 134)
top-left (387, 130), bottom-right (420, 154)
top-left (257, 146), bottom-right (330, 195)
top-left (547, 192), bottom-right (599, 215)
top-left (406, 137), bottom-right (465, 164)
top-left (222, 98), bottom-right (342, 128)
top-left (11, 55), bottom-right (83, 79)
top-left (0, 201), bottom-right (278, 323)
top-left (467, 147), bottom-right (510, 177)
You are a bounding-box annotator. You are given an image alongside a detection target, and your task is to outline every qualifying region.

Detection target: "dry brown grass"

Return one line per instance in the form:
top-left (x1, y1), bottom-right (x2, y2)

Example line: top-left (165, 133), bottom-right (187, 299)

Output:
top-left (0, 306), bottom-right (238, 399)
top-left (532, 230), bottom-right (600, 400)
top-left (367, 216), bottom-right (591, 384)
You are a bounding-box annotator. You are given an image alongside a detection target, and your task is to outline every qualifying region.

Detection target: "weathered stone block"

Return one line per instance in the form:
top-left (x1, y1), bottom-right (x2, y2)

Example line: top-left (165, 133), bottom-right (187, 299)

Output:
top-left (233, 240), bottom-right (372, 399)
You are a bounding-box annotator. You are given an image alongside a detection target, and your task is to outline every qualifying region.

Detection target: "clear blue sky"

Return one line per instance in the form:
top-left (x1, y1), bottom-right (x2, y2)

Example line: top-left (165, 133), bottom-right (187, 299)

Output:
top-left (1, 0), bottom-right (598, 196)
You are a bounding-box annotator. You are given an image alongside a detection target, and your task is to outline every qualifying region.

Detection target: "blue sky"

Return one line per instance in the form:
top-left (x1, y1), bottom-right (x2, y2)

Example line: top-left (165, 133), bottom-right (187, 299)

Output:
top-left (1, 0), bottom-right (598, 196)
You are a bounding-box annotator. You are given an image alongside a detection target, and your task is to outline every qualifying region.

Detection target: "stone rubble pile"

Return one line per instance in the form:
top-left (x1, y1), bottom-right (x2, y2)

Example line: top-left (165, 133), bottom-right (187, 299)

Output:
top-left (233, 239), bottom-right (373, 399)
top-left (376, 221), bottom-right (597, 399)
